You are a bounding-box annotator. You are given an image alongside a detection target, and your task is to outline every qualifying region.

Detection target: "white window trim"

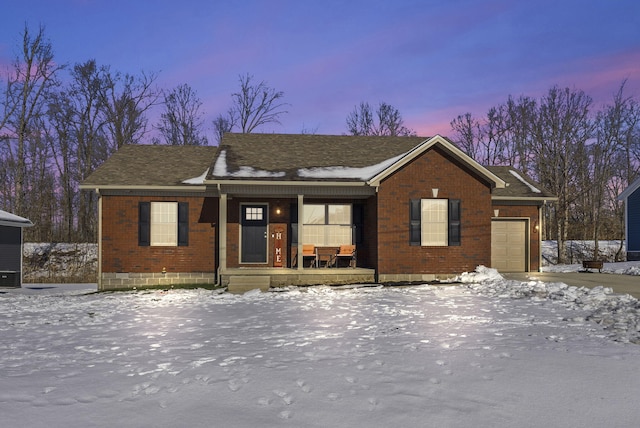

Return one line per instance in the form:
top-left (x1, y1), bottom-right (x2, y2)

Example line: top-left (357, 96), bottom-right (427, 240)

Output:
top-left (421, 199), bottom-right (448, 246)
top-left (150, 202), bottom-right (178, 246)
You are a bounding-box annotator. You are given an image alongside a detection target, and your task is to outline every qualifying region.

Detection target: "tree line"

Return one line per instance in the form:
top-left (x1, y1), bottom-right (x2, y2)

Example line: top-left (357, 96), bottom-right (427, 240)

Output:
top-left (451, 83), bottom-right (640, 263)
top-left (1, 25), bottom-right (639, 264)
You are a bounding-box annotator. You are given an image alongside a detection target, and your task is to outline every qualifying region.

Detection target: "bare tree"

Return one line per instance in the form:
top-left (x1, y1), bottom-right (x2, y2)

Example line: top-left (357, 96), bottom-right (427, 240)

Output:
top-left (451, 112), bottom-right (483, 160)
top-left (532, 86), bottom-right (593, 263)
top-left (232, 73), bottom-right (287, 134)
top-left (0, 24), bottom-right (64, 217)
top-left (156, 83), bottom-right (208, 145)
top-left (346, 101), bottom-right (415, 136)
top-left (212, 109), bottom-right (235, 144)
top-left (100, 70), bottom-right (159, 151)
top-left (213, 73), bottom-right (287, 143)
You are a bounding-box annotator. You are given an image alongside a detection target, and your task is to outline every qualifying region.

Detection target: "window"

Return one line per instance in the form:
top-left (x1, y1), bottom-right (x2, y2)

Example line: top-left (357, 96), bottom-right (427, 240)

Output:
top-left (303, 204), bottom-right (352, 246)
top-left (139, 202), bottom-right (189, 247)
top-left (410, 199), bottom-right (460, 247)
top-left (421, 199), bottom-right (448, 246)
top-left (245, 206), bottom-right (263, 221)
top-left (151, 202), bottom-right (178, 246)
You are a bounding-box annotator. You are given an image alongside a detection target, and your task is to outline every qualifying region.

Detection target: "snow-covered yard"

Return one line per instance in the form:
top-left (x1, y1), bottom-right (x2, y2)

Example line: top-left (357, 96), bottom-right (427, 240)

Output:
top-left (2, 266), bottom-right (640, 428)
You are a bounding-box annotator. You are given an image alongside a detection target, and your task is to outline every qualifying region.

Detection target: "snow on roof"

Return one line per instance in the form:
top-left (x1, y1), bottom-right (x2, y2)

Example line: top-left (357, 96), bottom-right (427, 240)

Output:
top-left (213, 150), bottom-right (286, 178)
top-left (509, 170), bottom-right (541, 193)
top-left (0, 209), bottom-right (33, 227)
top-left (298, 152), bottom-right (407, 180)
top-left (182, 168), bottom-right (209, 185)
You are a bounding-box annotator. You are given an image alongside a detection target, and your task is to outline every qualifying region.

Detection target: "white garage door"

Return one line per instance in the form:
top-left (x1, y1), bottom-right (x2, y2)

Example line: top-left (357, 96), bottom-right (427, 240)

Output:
top-left (491, 220), bottom-right (526, 272)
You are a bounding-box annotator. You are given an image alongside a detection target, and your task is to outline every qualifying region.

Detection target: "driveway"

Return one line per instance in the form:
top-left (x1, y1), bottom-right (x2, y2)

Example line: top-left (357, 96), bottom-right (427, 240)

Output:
top-left (503, 272), bottom-right (640, 300)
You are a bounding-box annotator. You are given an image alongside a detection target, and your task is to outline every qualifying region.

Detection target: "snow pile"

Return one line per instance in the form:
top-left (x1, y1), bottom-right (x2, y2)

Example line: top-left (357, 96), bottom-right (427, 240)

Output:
top-left (459, 266), bottom-right (640, 344)
top-left (212, 150), bottom-right (286, 178)
top-left (612, 264), bottom-right (640, 276)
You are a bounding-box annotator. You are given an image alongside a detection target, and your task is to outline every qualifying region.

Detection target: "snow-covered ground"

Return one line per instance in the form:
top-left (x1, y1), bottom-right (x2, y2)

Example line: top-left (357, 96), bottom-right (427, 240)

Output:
top-left (2, 266), bottom-right (640, 428)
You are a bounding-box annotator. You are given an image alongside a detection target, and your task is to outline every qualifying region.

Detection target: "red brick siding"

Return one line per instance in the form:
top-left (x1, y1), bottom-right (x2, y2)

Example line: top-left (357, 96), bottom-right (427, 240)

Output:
top-left (376, 147), bottom-right (493, 275)
top-left (101, 195), bottom-right (215, 273)
top-left (492, 204), bottom-right (541, 271)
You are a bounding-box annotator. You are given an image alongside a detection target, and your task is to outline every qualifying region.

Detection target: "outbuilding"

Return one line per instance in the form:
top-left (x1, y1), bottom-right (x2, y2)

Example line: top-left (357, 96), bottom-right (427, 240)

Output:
top-left (0, 210), bottom-right (33, 287)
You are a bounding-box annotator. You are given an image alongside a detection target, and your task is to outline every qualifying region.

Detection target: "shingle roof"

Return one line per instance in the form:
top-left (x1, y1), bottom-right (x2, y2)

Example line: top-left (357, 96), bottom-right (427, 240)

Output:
top-left (209, 133), bottom-right (429, 181)
top-left (80, 136), bottom-right (556, 202)
top-left (81, 145), bottom-right (218, 187)
top-left (486, 166), bottom-right (556, 200)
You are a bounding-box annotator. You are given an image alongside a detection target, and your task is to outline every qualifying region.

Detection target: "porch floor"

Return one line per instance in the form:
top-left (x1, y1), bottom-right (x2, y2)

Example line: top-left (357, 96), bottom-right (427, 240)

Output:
top-left (221, 267), bottom-right (376, 290)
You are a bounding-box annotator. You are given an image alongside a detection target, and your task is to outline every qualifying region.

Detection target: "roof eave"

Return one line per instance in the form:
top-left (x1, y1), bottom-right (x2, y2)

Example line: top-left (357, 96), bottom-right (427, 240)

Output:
top-left (79, 184), bottom-right (208, 192)
top-left (492, 196), bottom-right (558, 202)
top-left (0, 220), bottom-right (34, 228)
top-left (618, 176), bottom-right (640, 200)
top-left (367, 135), bottom-right (506, 189)
top-left (206, 179), bottom-right (367, 187)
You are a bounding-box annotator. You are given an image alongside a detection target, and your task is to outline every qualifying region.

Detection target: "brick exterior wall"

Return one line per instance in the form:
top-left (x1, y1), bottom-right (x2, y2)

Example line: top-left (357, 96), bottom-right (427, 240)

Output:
top-left (376, 147), bottom-right (493, 276)
top-left (101, 195), bottom-right (215, 274)
top-left (492, 203), bottom-right (541, 271)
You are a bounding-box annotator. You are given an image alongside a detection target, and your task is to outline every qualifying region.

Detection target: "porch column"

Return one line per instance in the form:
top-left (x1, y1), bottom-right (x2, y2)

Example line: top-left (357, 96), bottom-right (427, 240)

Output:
top-left (219, 193), bottom-right (227, 271)
top-left (297, 194), bottom-right (304, 271)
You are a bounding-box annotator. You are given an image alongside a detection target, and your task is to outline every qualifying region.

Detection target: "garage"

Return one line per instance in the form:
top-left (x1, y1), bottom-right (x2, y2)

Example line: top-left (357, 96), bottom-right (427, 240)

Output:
top-left (491, 220), bottom-right (527, 272)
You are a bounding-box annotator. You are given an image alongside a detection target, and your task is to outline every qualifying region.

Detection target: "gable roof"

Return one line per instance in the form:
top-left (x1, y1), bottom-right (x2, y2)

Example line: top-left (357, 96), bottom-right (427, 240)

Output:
top-left (0, 209), bottom-right (33, 228)
top-left (618, 176), bottom-right (640, 201)
top-left (209, 133), bottom-right (425, 181)
top-left (486, 166), bottom-right (556, 201)
top-left (209, 133), bottom-right (505, 188)
top-left (80, 145), bottom-right (218, 190)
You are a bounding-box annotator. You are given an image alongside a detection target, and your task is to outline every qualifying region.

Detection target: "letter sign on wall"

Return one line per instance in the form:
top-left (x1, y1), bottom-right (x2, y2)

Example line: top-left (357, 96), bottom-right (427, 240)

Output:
top-left (273, 227), bottom-right (284, 267)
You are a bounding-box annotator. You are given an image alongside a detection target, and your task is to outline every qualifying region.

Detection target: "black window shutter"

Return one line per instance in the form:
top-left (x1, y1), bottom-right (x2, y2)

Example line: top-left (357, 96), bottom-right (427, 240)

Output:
top-left (448, 199), bottom-right (461, 246)
top-left (409, 199), bottom-right (421, 246)
top-left (353, 203), bottom-right (364, 244)
top-left (139, 202), bottom-right (150, 246)
top-left (178, 202), bottom-right (189, 246)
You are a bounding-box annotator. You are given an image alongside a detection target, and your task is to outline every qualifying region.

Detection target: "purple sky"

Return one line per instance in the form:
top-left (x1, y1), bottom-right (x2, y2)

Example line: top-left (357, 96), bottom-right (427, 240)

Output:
top-left (1, 0), bottom-right (639, 141)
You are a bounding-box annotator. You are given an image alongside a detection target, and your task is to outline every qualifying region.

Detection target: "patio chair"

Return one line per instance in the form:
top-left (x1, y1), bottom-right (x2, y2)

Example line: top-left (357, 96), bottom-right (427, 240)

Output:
top-left (301, 244), bottom-right (318, 268)
top-left (330, 244), bottom-right (356, 268)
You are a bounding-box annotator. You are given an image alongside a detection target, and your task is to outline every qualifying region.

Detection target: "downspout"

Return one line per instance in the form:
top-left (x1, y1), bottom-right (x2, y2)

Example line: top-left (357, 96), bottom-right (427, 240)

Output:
top-left (96, 189), bottom-right (102, 290)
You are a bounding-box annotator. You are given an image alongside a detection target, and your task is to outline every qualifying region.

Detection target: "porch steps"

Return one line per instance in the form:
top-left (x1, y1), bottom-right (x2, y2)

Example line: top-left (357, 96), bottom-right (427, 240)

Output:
top-left (227, 275), bottom-right (271, 294)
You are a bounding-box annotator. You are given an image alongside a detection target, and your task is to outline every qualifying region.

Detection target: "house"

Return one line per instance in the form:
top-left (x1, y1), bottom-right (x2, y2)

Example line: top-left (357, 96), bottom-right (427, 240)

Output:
top-left (618, 176), bottom-right (640, 261)
top-left (0, 209), bottom-right (33, 287)
top-left (80, 133), bottom-right (555, 291)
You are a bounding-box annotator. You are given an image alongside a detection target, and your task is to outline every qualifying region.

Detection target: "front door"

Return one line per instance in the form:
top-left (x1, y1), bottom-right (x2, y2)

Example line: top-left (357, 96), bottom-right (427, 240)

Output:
top-left (241, 204), bottom-right (268, 263)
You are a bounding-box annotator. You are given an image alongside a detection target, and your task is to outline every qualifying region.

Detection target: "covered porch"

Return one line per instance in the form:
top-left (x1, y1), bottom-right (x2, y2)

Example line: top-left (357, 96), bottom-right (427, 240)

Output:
top-left (211, 181), bottom-right (378, 291)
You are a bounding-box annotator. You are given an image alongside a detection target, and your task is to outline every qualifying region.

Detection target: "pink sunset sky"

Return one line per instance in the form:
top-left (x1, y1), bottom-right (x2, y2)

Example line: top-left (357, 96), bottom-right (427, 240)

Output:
top-left (1, 0), bottom-right (639, 142)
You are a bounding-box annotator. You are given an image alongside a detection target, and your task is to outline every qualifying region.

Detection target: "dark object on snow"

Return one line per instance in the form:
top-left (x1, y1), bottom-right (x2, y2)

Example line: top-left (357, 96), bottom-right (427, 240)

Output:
top-left (581, 260), bottom-right (603, 273)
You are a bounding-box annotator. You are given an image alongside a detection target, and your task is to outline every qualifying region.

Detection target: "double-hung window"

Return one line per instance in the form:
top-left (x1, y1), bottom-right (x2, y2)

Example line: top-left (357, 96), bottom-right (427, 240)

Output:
top-left (303, 204), bottom-right (352, 246)
top-left (139, 202), bottom-right (189, 247)
top-left (410, 199), bottom-right (460, 246)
